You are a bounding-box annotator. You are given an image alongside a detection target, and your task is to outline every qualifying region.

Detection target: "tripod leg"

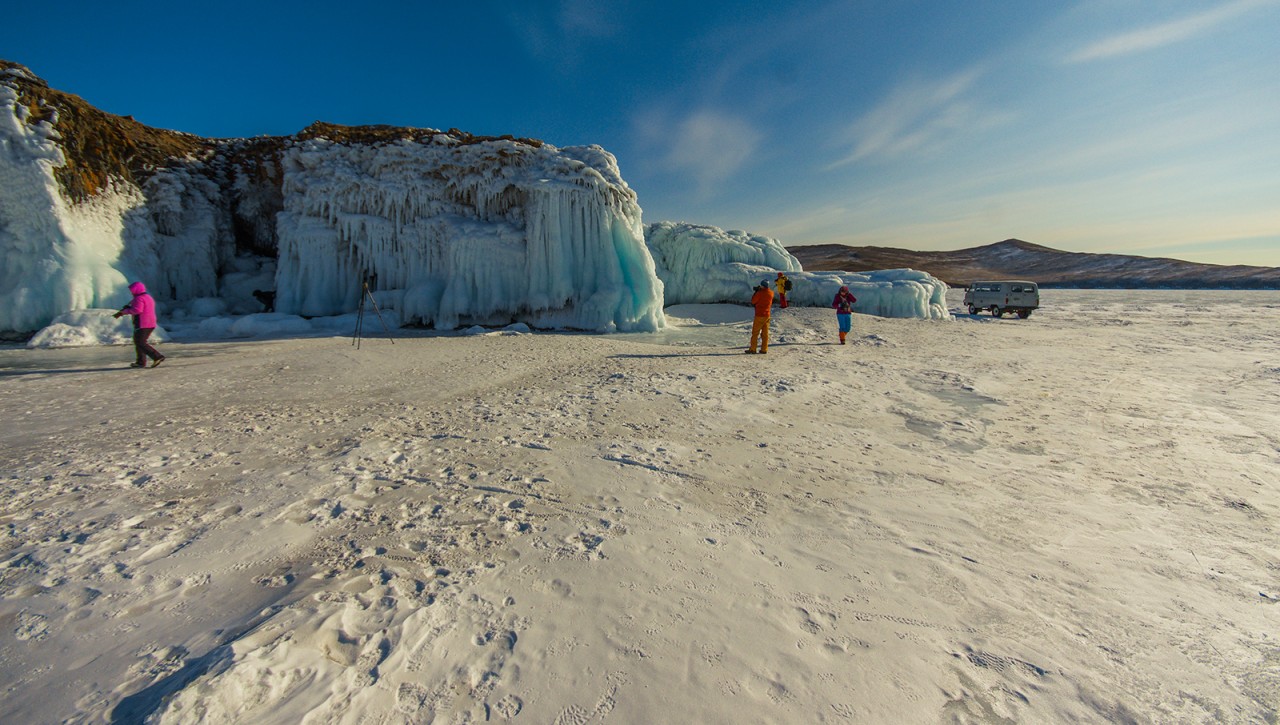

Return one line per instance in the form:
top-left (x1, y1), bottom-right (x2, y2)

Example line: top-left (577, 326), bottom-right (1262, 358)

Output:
top-left (366, 290), bottom-right (396, 344)
top-left (353, 287), bottom-right (366, 348)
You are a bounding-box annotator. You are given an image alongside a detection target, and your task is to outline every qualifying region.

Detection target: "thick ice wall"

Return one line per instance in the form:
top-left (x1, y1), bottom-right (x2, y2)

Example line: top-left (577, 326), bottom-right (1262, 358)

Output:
top-left (644, 221), bottom-right (947, 318)
top-left (274, 137), bottom-right (664, 331)
top-left (645, 221), bottom-right (802, 304)
top-left (688, 263), bottom-right (948, 319)
top-left (785, 269), bottom-right (950, 319)
top-left (0, 86), bottom-right (132, 332)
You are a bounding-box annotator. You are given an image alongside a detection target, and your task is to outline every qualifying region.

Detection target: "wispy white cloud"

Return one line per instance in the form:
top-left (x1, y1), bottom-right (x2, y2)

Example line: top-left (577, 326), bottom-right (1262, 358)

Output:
top-left (631, 107), bottom-right (764, 201)
top-left (829, 68), bottom-right (1001, 168)
top-left (557, 0), bottom-right (624, 39)
top-left (753, 203), bottom-right (856, 243)
top-left (652, 110), bottom-right (763, 198)
top-left (503, 0), bottom-right (629, 68)
top-left (1066, 0), bottom-right (1276, 63)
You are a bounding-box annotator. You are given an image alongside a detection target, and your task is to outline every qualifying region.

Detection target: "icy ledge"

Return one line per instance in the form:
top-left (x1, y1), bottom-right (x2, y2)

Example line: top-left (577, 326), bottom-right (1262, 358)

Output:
top-left (646, 221), bottom-right (949, 319)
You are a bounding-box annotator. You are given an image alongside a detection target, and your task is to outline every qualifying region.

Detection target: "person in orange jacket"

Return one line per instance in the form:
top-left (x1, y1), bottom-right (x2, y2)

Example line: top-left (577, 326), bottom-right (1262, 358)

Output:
top-left (746, 279), bottom-right (774, 354)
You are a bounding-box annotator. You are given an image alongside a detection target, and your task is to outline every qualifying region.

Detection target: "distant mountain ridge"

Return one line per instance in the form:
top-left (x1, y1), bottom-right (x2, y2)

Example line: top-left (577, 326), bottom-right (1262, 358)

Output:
top-left (788, 239), bottom-right (1280, 289)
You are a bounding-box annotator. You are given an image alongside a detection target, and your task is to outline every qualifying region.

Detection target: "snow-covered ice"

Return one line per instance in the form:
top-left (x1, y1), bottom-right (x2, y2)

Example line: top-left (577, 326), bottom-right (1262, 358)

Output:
top-left (24, 309), bottom-right (167, 348)
top-left (645, 221), bottom-right (802, 302)
top-left (2, 289), bottom-right (1276, 723)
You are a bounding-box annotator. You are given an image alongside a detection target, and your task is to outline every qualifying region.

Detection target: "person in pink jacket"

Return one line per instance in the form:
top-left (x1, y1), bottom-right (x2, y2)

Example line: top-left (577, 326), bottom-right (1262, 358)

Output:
top-left (832, 285), bottom-right (857, 345)
top-left (113, 282), bottom-right (166, 368)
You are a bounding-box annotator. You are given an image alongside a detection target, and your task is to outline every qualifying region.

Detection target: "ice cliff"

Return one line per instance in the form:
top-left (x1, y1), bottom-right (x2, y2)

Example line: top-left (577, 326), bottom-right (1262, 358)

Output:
top-left (275, 137), bottom-right (663, 332)
top-left (647, 222), bottom-right (949, 319)
top-left (1, 62), bottom-right (664, 335)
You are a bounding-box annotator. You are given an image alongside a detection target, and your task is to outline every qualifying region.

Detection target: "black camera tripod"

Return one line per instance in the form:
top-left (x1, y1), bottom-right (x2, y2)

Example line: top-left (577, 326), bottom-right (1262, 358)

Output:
top-left (352, 281), bottom-right (395, 349)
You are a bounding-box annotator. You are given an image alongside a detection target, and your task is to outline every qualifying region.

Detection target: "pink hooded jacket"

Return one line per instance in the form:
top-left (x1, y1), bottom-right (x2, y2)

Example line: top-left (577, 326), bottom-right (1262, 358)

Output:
top-left (119, 282), bottom-right (158, 329)
top-left (832, 287), bottom-right (857, 315)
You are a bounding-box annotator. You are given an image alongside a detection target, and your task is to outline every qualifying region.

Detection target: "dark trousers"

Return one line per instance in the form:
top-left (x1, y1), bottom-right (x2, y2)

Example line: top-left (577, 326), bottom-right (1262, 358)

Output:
top-left (133, 328), bottom-right (162, 365)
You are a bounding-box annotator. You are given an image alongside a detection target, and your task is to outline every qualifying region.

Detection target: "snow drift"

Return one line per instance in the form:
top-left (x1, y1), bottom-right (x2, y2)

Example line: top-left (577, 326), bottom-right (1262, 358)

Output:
top-left (24, 308), bottom-right (167, 348)
top-left (646, 221), bottom-right (950, 319)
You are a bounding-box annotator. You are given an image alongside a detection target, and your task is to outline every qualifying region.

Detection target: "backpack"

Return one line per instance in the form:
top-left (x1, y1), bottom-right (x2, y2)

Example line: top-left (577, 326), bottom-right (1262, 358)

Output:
top-left (783, 278), bottom-right (792, 291)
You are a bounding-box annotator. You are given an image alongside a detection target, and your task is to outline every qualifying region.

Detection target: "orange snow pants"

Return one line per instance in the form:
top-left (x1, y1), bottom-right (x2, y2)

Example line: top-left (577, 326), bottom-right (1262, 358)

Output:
top-left (749, 316), bottom-right (770, 352)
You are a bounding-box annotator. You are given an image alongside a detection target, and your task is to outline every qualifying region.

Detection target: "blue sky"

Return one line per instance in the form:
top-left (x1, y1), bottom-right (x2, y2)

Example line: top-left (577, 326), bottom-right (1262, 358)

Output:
top-left (5, 0), bottom-right (1279, 265)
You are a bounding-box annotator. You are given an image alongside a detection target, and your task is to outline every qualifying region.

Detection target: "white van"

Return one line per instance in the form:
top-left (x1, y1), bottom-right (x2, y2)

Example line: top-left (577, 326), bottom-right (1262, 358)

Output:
top-left (963, 281), bottom-right (1039, 318)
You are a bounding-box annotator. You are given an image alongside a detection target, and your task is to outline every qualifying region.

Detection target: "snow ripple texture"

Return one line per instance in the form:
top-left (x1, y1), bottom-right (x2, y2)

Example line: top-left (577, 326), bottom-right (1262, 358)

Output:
top-left (273, 138), bottom-right (665, 332)
top-left (646, 221), bottom-right (950, 319)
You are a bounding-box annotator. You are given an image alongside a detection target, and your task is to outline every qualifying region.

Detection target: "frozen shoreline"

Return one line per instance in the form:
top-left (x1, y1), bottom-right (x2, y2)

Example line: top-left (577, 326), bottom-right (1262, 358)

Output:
top-left (2, 291), bottom-right (1278, 722)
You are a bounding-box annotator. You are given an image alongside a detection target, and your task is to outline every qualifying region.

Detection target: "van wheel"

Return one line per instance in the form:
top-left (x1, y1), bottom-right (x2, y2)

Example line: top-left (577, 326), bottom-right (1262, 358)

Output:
top-left (991, 306), bottom-right (1004, 318)
top-left (1017, 310), bottom-right (1031, 319)
top-left (968, 304), bottom-right (977, 315)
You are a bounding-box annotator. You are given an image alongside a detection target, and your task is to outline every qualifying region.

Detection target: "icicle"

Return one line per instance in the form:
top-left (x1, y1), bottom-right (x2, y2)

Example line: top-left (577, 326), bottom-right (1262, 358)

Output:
top-left (273, 136), bottom-right (665, 331)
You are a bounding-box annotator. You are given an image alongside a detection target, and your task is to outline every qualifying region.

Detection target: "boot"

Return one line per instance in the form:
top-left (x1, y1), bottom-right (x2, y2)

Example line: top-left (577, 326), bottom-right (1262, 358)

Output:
top-left (839, 332), bottom-right (846, 345)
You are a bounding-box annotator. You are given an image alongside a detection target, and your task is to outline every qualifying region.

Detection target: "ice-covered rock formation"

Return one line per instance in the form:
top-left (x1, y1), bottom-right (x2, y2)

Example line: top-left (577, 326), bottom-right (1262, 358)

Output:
top-left (645, 221), bottom-right (949, 319)
top-left (275, 138), bottom-right (663, 332)
top-left (1, 63), bottom-right (232, 335)
top-left (0, 93), bottom-right (232, 335)
top-left (1, 62), bottom-right (664, 336)
top-left (645, 221), bottom-right (802, 304)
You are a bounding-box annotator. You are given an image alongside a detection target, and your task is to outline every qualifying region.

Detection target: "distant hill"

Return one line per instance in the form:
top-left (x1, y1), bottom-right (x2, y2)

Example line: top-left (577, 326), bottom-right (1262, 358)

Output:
top-left (788, 239), bottom-right (1280, 289)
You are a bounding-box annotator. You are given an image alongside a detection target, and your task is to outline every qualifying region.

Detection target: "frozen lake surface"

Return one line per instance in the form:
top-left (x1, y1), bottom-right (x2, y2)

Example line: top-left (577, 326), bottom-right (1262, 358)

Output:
top-left (1, 289), bottom-right (1277, 723)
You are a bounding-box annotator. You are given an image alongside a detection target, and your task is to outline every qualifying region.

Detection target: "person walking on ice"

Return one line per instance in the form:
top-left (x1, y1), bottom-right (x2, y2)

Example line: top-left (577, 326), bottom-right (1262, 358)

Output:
top-left (113, 281), bottom-right (166, 368)
top-left (832, 285), bottom-right (857, 345)
top-left (775, 271), bottom-right (791, 309)
top-left (746, 279), bottom-right (774, 354)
